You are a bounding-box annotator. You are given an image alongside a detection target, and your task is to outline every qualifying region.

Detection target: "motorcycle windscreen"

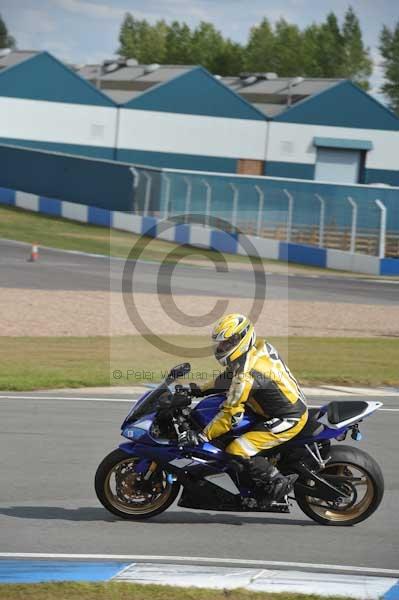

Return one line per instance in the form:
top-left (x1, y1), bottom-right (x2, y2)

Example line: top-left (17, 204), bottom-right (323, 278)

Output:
top-left (123, 383), bottom-right (169, 425)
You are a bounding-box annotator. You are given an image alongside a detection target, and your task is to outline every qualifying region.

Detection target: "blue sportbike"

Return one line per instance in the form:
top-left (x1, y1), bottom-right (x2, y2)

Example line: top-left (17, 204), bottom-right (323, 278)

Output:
top-left (95, 363), bottom-right (384, 526)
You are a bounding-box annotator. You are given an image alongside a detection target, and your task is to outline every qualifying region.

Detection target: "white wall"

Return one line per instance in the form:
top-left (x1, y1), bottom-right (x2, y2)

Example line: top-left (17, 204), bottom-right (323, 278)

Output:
top-left (0, 97), bottom-right (117, 148)
top-left (3, 97), bottom-right (396, 174)
top-left (117, 109), bottom-right (269, 160)
top-left (266, 122), bottom-right (399, 171)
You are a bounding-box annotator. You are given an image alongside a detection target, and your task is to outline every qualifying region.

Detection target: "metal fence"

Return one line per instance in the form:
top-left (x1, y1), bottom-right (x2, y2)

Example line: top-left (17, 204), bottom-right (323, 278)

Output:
top-left (130, 165), bottom-right (399, 258)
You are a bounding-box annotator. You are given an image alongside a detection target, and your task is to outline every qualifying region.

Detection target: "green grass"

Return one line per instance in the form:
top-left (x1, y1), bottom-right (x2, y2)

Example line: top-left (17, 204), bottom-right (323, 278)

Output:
top-left (0, 205), bottom-right (335, 273)
top-left (0, 581), bottom-right (353, 600)
top-left (0, 336), bottom-right (398, 391)
top-left (0, 205), bottom-right (254, 265)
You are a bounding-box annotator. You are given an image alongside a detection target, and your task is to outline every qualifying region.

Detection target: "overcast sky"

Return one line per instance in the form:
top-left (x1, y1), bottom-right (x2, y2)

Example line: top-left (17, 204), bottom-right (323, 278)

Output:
top-left (2, 0), bottom-right (399, 99)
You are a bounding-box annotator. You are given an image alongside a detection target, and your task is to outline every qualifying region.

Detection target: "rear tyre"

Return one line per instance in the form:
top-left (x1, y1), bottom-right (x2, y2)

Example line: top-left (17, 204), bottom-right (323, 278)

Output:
top-left (95, 449), bottom-right (180, 520)
top-left (295, 445), bottom-right (384, 526)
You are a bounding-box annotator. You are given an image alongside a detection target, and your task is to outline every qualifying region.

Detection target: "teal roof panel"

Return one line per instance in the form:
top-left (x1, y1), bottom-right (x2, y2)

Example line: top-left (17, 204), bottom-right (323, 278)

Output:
top-left (0, 52), bottom-right (114, 107)
top-left (276, 81), bottom-right (399, 131)
top-left (124, 67), bottom-right (266, 121)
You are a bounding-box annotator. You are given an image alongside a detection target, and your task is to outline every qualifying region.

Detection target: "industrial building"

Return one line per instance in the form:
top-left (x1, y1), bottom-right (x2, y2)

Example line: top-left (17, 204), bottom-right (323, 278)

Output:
top-left (0, 50), bottom-right (398, 185)
top-left (0, 50), bottom-right (116, 159)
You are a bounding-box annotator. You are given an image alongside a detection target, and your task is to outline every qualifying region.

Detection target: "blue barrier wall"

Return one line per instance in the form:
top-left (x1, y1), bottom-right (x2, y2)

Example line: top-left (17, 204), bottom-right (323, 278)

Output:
top-left (158, 171), bottom-right (399, 233)
top-left (0, 143), bottom-right (135, 211)
top-left (1, 186), bottom-right (398, 275)
top-left (1, 142), bottom-right (398, 233)
top-left (0, 137), bottom-right (115, 160)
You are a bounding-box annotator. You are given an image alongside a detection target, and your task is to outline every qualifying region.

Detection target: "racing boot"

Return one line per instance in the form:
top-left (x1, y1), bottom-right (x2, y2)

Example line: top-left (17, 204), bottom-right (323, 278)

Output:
top-left (248, 456), bottom-right (298, 503)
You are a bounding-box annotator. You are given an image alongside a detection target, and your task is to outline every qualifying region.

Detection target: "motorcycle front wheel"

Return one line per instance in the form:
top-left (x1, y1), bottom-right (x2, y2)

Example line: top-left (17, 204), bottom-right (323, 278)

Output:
top-left (95, 449), bottom-right (180, 520)
top-left (295, 445), bottom-right (384, 526)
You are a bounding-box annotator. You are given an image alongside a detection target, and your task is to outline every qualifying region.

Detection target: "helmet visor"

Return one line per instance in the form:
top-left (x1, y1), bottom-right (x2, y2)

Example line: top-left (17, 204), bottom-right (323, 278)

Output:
top-left (214, 333), bottom-right (241, 359)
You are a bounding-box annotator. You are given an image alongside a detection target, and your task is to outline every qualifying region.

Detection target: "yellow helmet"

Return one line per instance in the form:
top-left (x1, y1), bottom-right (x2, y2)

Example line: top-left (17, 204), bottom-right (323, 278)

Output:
top-left (212, 313), bottom-right (256, 366)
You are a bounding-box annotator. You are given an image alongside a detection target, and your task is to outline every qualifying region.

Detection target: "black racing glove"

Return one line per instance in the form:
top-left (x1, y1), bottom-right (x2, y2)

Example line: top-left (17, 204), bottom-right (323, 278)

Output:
top-left (189, 382), bottom-right (205, 397)
top-left (178, 429), bottom-right (208, 447)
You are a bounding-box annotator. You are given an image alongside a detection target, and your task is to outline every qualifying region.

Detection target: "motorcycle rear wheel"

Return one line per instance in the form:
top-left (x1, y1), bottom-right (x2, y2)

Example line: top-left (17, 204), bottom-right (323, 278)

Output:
top-left (95, 449), bottom-right (180, 520)
top-left (295, 445), bottom-right (384, 526)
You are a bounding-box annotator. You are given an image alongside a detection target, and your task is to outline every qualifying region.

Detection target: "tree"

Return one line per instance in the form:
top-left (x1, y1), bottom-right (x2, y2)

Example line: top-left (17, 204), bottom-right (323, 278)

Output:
top-left (245, 18), bottom-right (276, 72)
top-left (0, 12), bottom-right (15, 49)
top-left (137, 20), bottom-right (167, 64)
top-left (303, 24), bottom-right (325, 77)
top-left (115, 11), bottom-right (373, 87)
top-left (118, 13), bottom-right (142, 59)
top-left (379, 22), bottom-right (399, 114)
top-left (118, 13), bottom-right (167, 63)
top-left (303, 9), bottom-right (372, 86)
top-left (190, 22), bottom-right (225, 72)
top-left (310, 13), bottom-right (345, 78)
top-left (303, 14), bottom-right (345, 78)
top-left (342, 6), bottom-right (372, 90)
top-left (273, 19), bottom-right (304, 76)
top-left (213, 40), bottom-right (245, 76)
top-left (164, 21), bottom-right (193, 64)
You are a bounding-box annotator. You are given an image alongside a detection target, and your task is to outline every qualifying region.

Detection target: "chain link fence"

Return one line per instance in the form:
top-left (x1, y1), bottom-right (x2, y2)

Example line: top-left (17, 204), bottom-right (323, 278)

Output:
top-left (130, 165), bottom-right (399, 258)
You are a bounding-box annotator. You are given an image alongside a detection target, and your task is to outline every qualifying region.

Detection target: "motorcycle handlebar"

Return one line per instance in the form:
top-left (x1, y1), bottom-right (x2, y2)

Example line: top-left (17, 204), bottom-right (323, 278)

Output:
top-left (158, 386), bottom-right (192, 410)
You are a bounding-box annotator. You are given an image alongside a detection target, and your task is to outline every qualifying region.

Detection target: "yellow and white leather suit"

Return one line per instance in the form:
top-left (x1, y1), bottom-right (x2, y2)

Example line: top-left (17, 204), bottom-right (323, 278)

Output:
top-left (201, 339), bottom-right (308, 458)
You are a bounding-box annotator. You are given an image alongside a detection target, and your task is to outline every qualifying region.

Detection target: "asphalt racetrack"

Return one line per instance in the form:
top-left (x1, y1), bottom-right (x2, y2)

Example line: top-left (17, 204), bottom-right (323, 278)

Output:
top-left (1, 237), bottom-right (398, 570)
top-left (0, 238), bottom-right (398, 304)
top-left (0, 391), bottom-right (398, 569)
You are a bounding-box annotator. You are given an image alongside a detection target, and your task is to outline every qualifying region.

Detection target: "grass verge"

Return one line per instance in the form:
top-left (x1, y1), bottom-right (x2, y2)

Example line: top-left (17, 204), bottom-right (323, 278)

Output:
top-left (0, 336), bottom-right (398, 390)
top-left (0, 205), bottom-right (334, 273)
top-left (0, 205), bottom-right (252, 264)
top-left (0, 582), bottom-right (353, 600)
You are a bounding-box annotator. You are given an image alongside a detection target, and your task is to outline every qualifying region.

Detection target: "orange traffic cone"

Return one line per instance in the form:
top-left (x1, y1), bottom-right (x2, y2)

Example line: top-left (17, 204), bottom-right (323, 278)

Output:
top-left (28, 243), bottom-right (39, 262)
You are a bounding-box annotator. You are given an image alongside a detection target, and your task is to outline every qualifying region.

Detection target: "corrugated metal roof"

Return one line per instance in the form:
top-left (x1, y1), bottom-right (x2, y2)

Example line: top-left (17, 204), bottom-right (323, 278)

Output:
top-left (221, 76), bottom-right (237, 86)
top-left (104, 89), bottom-right (143, 104)
top-left (76, 63), bottom-right (191, 94)
top-left (67, 58), bottom-right (346, 114)
top-left (252, 103), bottom-right (288, 117)
top-left (222, 76), bottom-right (341, 96)
top-left (77, 64), bottom-right (191, 83)
top-left (275, 78), bottom-right (341, 96)
top-left (0, 53), bottom-right (349, 118)
top-left (221, 76), bottom-right (343, 116)
top-left (0, 50), bottom-right (38, 69)
top-left (232, 78), bottom-right (292, 94)
top-left (100, 65), bottom-right (146, 81)
top-left (135, 66), bottom-right (191, 82)
top-left (75, 64), bottom-right (100, 80)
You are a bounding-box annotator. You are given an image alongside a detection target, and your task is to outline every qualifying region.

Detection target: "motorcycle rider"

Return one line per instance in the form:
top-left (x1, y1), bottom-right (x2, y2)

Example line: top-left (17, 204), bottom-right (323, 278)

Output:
top-left (188, 313), bottom-right (308, 502)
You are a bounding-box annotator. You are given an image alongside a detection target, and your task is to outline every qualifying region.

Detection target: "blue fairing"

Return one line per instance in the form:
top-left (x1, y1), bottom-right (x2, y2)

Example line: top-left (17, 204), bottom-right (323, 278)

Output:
top-left (119, 394), bottom-right (360, 462)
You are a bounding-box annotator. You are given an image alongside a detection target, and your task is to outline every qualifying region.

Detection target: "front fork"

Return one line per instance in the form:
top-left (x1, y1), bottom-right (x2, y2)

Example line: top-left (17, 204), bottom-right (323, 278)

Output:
top-left (118, 443), bottom-right (174, 482)
top-left (134, 459), bottom-right (158, 480)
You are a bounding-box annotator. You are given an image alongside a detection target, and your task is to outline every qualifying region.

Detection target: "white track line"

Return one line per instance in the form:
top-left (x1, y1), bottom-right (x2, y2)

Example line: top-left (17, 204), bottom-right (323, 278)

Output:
top-left (0, 553), bottom-right (398, 578)
top-left (3, 236), bottom-right (399, 282)
top-left (0, 395), bottom-right (134, 402)
top-left (0, 395), bottom-right (398, 411)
